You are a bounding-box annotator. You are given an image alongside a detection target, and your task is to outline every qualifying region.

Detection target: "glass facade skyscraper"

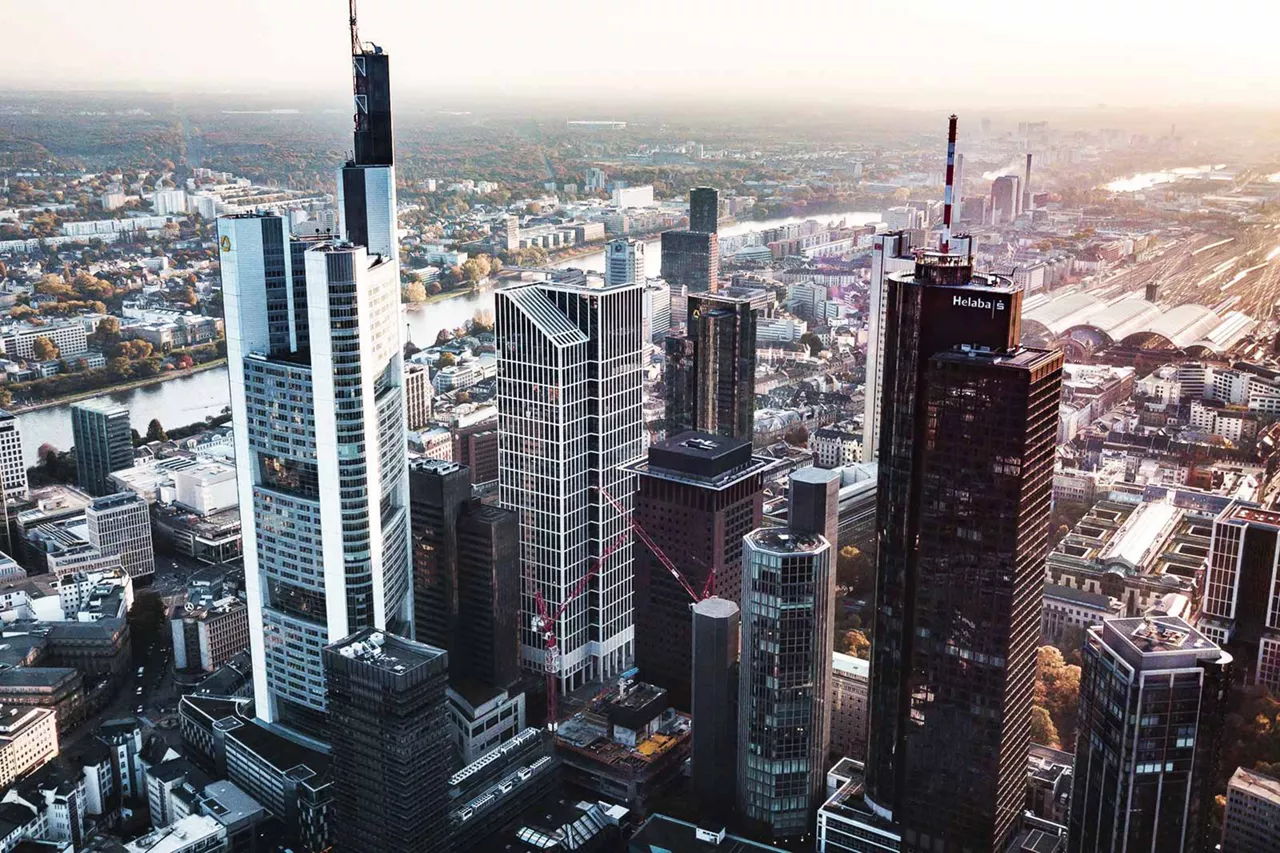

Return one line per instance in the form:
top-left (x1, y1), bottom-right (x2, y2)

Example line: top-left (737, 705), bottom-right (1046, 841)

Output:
top-left (864, 251), bottom-right (1062, 853)
top-left (218, 29), bottom-right (409, 744)
top-left (495, 277), bottom-right (643, 694)
top-left (71, 399), bottom-right (132, 497)
top-left (664, 294), bottom-right (756, 441)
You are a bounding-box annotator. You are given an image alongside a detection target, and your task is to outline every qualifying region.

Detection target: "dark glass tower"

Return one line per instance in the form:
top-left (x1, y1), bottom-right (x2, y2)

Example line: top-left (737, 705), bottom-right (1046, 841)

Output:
top-left (866, 251), bottom-right (1063, 853)
top-left (324, 628), bottom-right (450, 853)
top-left (352, 49), bottom-right (393, 167)
top-left (409, 459), bottom-right (520, 690)
top-left (1068, 616), bottom-right (1232, 853)
top-left (691, 595), bottom-right (739, 819)
top-left (689, 186), bottom-right (719, 234)
top-left (663, 294), bottom-right (756, 441)
top-left (660, 230), bottom-right (719, 293)
top-left (629, 431), bottom-right (765, 709)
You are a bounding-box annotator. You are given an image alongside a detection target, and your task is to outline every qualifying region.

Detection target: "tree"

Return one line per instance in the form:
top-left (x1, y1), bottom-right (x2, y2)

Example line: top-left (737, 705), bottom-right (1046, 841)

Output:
top-left (1036, 645), bottom-right (1082, 745)
top-left (783, 424), bottom-right (809, 447)
top-left (837, 545), bottom-right (874, 594)
top-left (30, 336), bottom-right (59, 361)
top-left (437, 352), bottom-right (457, 368)
top-left (1030, 706), bottom-right (1060, 748)
top-left (840, 629), bottom-right (870, 660)
top-left (462, 256), bottom-right (491, 283)
top-left (403, 281), bottom-right (428, 303)
top-left (799, 332), bottom-right (824, 357)
top-left (146, 419), bottom-right (167, 443)
top-left (435, 329), bottom-right (453, 346)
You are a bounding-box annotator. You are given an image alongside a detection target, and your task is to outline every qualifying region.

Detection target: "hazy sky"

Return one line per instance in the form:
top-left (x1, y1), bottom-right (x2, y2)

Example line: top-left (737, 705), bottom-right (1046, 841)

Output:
top-left (5, 0), bottom-right (1280, 110)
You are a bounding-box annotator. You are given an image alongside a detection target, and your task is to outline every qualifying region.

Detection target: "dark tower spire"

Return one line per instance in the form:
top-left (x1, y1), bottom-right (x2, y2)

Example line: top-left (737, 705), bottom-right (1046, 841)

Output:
top-left (350, 0), bottom-right (393, 167)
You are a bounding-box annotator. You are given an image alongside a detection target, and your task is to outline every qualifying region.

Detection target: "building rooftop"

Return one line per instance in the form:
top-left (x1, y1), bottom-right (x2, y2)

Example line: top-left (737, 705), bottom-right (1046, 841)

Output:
top-left (832, 652), bottom-right (869, 678)
top-left (1229, 766), bottom-right (1280, 803)
top-left (690, 596), bottom-right (738, 619)
top-left (629, 814), bottom-right (775, 851)
top-left (198, 780), bottom-right (264, 828)
top-left (224, 718), bottom-right (329, 784)
top-left (1099, 615), bottom-right (1230, 673)
top-left (1042, 583), bottom-right (1116, 609)
top-left (326, 628), bottom-right (447, 676)
top-left (745, 527), bottom-right (826, 554)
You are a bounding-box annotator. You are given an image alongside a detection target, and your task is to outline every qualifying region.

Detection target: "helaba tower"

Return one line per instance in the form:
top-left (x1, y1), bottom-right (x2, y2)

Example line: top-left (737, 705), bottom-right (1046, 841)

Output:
top-left (217, 6), bottom-right (411, 744)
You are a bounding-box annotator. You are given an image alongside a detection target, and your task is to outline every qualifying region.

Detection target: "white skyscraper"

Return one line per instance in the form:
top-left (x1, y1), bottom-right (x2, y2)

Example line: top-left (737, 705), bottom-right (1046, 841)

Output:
top-left (216, 26), bottom-right (409, 743)
top-left (863, 231), bottom-right (919, 461)
top-left (605, 237), bottom-right (645, 287)
top-left (0, 410), bottom-right (27, 502)
top-left (642, 279), bottom-right (671, 345)
top-left (496, 276), bottom-right (644, 694)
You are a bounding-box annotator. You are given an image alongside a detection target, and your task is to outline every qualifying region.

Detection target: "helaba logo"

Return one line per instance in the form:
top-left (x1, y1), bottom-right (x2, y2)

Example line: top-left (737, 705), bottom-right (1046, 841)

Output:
top-left (953, 294), bottom-right (1006, 312)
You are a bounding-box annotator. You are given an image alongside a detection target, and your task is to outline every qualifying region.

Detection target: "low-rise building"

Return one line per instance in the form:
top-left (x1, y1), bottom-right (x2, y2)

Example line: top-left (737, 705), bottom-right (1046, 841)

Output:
top-left (811, 428), bottom-right (862, 469)
top-left (124, 813), bottom-right (227, 853)
top-left (0, 706), bottom-right (58, 789)
top-left (1040, 583), bottom-right (1122, 645)
top-left (627, 814), bottom-right (773, 851)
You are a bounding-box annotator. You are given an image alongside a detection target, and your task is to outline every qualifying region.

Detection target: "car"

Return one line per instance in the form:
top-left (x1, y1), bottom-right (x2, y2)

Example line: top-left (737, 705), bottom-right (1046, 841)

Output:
top-left (136, 706), bottom-right (144, 714)
top-left (136, 687), bottom-right (143, 695)
top-left (136, 667), bottom-right (144, 678)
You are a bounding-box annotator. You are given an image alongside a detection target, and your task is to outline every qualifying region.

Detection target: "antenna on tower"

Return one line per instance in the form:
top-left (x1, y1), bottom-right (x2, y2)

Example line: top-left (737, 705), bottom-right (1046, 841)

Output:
top-left (349, 0), bottom-right (361, 55)
top-left (941, 114), bottom-right (957, 255)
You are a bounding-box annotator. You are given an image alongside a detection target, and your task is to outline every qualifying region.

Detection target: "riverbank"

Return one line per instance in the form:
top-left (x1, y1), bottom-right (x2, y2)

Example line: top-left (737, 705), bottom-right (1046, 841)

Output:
top-left (11, 358), bottom-right (229, 414)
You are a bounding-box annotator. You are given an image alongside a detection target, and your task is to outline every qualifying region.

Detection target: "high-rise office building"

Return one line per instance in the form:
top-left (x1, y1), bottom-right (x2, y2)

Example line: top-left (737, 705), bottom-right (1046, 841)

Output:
top-left (737, 469), bottom-right (837, 840)
top-left (404, 363), bottom-right (433, 430)
top-left (218, 18), bottom-right (410, 742)
top-left (1198, 501), bottom-right (1280, 691)
top-left (689, 187), bottom-right (719, 234)
top-left (863, 231), bottom-right (919, 461)
top-left (605, 238), bottom-right (645, 287)
top-left (1068, 616), bottom-right (1232, 853)
top-left (71, 400), bottom-right (132, 497)
top-left (864, 251), bottom-right (1062, 853)
top-left (1222, 766), bottom-right (1280, 853)
top-left (409, 459), bottom-right (520, 690)
top-left (324, 628), bottom-right (451, 853)
top-left (629, 431), bottom-right (766, 709)
top-left (660, 230), bottom-right (719, 293)
top-left (642, 279), bottom-right (671, 345)
top-left (691, 595), bottom-right (739, 819)
top-left (86, 492), bottom-right (154, 582)
top-left (0, 410), bottom-right (27, 502)
top-left (990, 174), bottom-right (1021, 225)
top-left (496, 276), bottom-right (643, 693)
top-left (663, 294), bottom-right (756, 441)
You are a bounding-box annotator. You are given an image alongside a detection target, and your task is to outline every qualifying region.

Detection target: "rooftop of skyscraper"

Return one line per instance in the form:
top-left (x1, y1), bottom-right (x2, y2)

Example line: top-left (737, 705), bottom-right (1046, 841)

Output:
top-left (629, 430), bottom-right (771, 489)
top-left (1229, 766), bottom-right (1280, 802)
top-left (745, 527), bottom-right (825, 554)
top-left (327, 628), bottom-right (446, 675)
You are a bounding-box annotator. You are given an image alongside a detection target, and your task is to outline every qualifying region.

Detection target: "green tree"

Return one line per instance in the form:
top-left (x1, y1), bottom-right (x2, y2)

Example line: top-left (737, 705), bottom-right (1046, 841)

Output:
top-left (30, 336), bottom-right (59, 361)
top-left (1030, 706), bottom-right (1060, 748)
top-left (145, 418), bottom-right (167, 443)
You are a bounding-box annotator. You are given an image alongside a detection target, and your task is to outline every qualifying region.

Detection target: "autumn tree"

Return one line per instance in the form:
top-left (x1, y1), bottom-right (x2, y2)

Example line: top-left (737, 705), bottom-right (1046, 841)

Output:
top-left (437, 352), bottom-right (457, 368)
top-left (837, 545), bottom-right (874, 595)
top-left (403, 281), bottom-right (428, 303)
top-left (1035, 645), bottom-right (1082, 746)
top-left (30, 336), bottom-right (59, 361)
top-left (840, 629), bottom-right (870, 660)
top-left (1030, 706), bottom-right (1061, 748)
top-left (783, 424), bottom-right (809, 447)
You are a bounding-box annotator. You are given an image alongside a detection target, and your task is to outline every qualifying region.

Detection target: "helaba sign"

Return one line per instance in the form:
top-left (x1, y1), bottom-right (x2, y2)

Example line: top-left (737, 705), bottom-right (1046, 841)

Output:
top-left (953, 294), bottom-right (1006, 312)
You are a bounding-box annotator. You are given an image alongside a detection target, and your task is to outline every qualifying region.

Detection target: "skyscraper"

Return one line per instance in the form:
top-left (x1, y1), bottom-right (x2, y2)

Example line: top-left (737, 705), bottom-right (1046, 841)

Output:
top-left (86, 492), bottom-right (154, 582)
top-left (863, 231), bottom-right (919, 462)
top-left (409, 458), bottom-right (520, 690)
top-left (1198, 501), bottom-right (1280, 691)
top-left (496, 276), bottom-right (643, 694)
top-left (689, 186), bottom-right (719, 234)
top-left (605, 237), bottom-right (645, 287)
top-left (663, 294), bottom-right (756, 441)
top-left (324, 629), bottom-right (451, 853)
top-left (71, 400), bottom-right (132, 497)
top-left (629, 431), bottom-right (766, 709)
top-left (865, 251), bottom-right (1062, 853)
top-left (0, 410), bottom-right (28, 502)
top-left (218, 17), bottom-right (410, 742)
top-left (642, 279), bottom-right (671, 345)
top-left (691, 595), bottom-right (739, 819)
top-left (1068, 616), bottom-right (1231, 853)
top-left (736, 469), bottom-right (837, 841)
top-left (990, 174), bottom-right (1021, 225)
top-left (661, 194), bottom-right (720, 294)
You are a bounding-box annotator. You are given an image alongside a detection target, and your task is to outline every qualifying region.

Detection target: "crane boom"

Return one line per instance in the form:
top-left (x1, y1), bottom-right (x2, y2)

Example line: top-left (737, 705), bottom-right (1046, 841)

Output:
top-left (593, 484), bottom-right (708, 603)
top-left (349, 0), bottom-right (361, 55)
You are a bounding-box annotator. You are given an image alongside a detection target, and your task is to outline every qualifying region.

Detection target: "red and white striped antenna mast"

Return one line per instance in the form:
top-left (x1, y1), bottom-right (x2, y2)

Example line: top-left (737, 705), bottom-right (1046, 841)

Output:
top-left (941, 114), bottom-right (957, 254)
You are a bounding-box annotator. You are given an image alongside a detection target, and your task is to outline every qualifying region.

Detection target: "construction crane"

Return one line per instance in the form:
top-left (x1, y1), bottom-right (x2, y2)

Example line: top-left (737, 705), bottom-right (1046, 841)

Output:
top-left (594, 485), bottom-right (715, 601)
top-left (529, 520), bottom-right (634, 727)
top-left (348, 0), bottom-right (361, 55)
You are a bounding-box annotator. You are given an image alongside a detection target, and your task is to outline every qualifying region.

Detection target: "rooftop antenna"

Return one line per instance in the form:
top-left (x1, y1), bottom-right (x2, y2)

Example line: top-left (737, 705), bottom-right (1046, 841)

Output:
top-left (941, 114), bottom-right (957, 255)
top-left (349, 0), bottom-right (361, 55)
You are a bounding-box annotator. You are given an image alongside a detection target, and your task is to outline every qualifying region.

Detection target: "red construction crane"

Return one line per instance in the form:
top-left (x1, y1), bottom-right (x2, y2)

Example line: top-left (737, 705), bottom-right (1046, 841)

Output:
top-left (594, 485), bottom-right (715, 601)
top-left (529, 520), bottom-right (633, 727)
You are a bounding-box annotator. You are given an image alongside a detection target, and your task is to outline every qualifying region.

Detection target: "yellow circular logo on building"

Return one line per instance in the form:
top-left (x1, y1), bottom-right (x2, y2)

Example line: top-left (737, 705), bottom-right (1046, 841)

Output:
top-left (220, 236), bottom-right (232, 252)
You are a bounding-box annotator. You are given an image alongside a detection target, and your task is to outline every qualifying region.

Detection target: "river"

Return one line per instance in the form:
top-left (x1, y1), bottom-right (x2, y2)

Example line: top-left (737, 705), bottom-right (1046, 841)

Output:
top-left (19, 209), bottom-right (883, 467)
